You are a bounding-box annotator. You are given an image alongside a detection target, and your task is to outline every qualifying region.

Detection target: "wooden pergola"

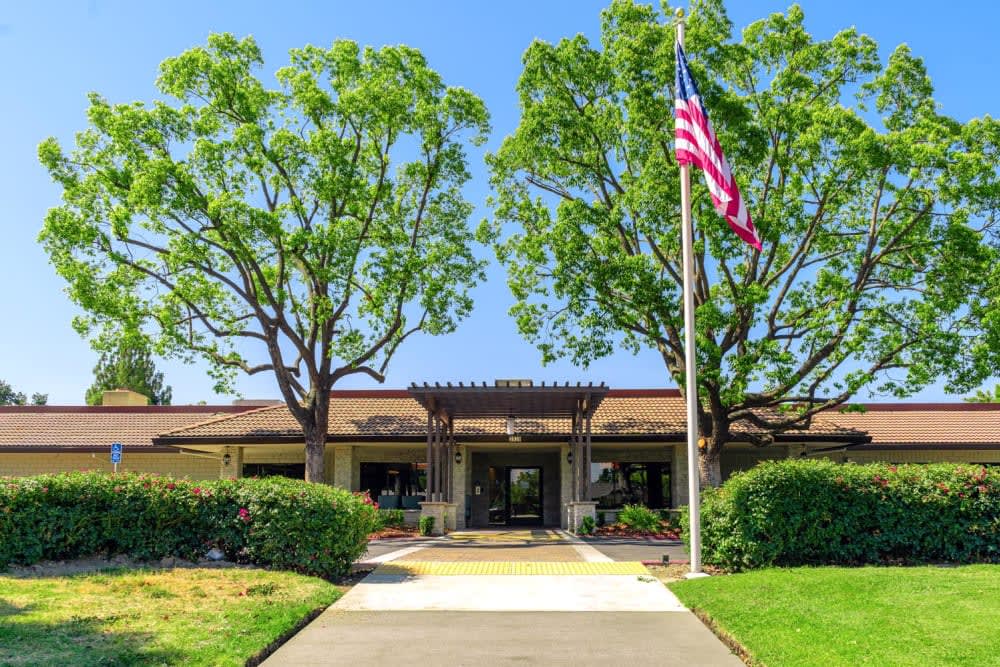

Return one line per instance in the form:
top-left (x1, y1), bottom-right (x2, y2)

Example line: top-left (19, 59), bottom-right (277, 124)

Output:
top-left (407, 381), bottom-right (610, 503)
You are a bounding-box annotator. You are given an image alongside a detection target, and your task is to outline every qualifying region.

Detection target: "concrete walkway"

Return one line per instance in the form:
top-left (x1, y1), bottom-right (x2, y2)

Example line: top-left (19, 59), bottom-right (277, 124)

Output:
top-left (264, 530), bottom-right (740, 666)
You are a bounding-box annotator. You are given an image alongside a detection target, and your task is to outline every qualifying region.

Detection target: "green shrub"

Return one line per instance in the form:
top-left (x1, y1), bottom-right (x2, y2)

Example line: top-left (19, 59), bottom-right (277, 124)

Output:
top-left (376, 508), bottom-right (405, 529)
top-left (618, 504), bottom-right (661, 532)
top-left (578, 515), bottom-right (596, 535)
top-left (0, 472), bottom-right (378, 577)
top-left (418, 515), bottom-right (435, 536)
top-left (689, 460), bottom-right (1000, 570)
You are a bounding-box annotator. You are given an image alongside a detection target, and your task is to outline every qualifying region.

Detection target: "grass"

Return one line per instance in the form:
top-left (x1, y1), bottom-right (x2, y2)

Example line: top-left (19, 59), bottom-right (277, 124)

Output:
top-left (669, 565), bottom-right (1000, 667)
top-left (0, 567), bottom-right (342, 666)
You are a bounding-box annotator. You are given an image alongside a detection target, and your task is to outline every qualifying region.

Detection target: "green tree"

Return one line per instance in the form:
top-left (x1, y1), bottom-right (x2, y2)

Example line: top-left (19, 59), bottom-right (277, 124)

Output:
top-left (85, 340), bottom-right (173, 405)
top-left (39, 34), bottom-right (489, 482)
top-left (481, 1), bottom-right (1000, 486)
top-left (965, 385), bottom-right (1000, 403)
top-left (0, 380), bottom-right (47, 406)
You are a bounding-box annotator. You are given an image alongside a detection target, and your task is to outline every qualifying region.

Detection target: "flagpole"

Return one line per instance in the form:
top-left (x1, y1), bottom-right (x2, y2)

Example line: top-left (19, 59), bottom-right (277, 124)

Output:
top-left (676, 8), bottom-right (703, 576)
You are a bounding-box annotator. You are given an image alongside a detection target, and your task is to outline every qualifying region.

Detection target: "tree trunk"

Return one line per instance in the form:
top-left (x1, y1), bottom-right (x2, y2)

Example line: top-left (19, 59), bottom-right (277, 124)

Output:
top-left (304, 426), bottom-right (326, 483)
top-left (698, 444), bottom-right (723, 489)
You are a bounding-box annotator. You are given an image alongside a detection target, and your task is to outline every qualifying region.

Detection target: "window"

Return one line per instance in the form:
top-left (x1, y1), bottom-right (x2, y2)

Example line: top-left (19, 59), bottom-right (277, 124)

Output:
top-left (359, 462), bottom-right (426, 498)
top-left (590, 461), bottom-right (670, 509)
top-left (242, 463), bottom-right (305, 479)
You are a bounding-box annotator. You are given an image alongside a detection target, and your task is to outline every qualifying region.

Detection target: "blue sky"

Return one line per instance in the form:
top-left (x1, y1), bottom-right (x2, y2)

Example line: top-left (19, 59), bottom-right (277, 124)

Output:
top-left (0, 1), bottom-right (996, 405)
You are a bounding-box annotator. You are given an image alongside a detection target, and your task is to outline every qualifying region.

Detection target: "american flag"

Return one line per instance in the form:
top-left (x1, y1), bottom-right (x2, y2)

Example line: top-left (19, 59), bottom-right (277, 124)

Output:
top-left (674, 42), bottom-right (762, 250)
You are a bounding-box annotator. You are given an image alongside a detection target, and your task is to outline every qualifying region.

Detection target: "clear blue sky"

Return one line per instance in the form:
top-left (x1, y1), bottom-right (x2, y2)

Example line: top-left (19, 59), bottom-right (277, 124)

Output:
top-left (0, 1), bottom-right (996, 405)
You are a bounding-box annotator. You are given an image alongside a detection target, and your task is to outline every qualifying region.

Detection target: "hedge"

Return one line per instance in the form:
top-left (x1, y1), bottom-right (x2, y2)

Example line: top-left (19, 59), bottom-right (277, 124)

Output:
top-left (0, 472), bottom-right (378, 577)
top-left (687, 460), bottom-right (1000, 570)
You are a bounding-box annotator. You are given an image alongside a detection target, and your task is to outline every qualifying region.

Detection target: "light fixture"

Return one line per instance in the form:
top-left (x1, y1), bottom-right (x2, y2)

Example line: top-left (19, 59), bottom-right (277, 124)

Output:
top-left (506, 416), bottom-right (516, 436)
top-left (566, 450), bottom-right (573, 464)
top-left (454, 450), bottom-right (463, 465)
top-left (222, 453), bottom-right (232, 466)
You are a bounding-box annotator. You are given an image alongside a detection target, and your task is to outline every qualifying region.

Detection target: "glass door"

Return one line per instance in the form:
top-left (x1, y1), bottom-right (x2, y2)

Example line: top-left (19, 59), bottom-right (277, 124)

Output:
top-left (507, 467), bottom-right (543, 525)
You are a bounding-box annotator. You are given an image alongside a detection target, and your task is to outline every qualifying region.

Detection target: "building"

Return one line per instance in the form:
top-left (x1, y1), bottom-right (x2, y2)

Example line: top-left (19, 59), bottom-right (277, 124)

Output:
top-left (2, 383), bottom-right (999, 534)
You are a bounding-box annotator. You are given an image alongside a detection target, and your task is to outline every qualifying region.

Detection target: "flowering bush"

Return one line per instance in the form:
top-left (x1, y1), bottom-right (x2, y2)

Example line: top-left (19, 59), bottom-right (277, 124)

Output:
top-left (687, 460), bottom-right (1000, 570)
top-left (0, 472), bottom-right (378, 577)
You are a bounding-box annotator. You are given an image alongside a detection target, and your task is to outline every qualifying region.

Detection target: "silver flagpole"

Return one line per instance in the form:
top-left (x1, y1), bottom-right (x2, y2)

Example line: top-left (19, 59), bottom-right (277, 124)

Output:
top-left (676, 8), bottom-right (703, 576)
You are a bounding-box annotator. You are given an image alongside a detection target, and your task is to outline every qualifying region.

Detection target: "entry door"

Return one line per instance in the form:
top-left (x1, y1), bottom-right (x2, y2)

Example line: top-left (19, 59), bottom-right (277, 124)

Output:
top-left (506, 467), bottom-right (543, 526)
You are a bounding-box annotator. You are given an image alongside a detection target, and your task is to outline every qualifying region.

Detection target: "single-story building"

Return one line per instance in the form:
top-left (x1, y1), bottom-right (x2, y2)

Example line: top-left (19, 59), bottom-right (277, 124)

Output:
top-left (2, 383), bottom-right (999, 532)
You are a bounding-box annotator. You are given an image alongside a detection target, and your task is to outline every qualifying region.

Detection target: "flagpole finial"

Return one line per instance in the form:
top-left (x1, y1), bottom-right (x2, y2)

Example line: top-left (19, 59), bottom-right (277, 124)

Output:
top-left (675, 8), bottom-right (684, 19)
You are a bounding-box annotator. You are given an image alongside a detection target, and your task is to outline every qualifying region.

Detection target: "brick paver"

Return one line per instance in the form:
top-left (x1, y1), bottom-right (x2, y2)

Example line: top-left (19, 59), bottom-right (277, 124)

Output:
top-left (396, 529), bottom-right (585, 562)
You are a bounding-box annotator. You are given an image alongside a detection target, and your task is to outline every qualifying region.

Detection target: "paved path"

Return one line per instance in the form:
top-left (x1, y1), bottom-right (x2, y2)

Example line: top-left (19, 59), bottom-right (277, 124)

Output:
top-left (265, 529), bottom-right (740, 666)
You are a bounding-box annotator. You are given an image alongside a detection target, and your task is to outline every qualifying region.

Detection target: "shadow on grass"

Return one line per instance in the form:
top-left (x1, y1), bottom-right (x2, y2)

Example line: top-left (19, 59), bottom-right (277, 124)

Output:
top-left (0, 591), bottom-right (183, 666)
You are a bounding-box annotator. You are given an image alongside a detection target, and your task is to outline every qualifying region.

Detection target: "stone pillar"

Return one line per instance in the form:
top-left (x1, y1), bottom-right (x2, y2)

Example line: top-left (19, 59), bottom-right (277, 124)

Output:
top-left (566, 501), bottom-right (598, 534)
top-left (451, 444), bottom-right (467, 529)
top-left (332, 446), bottom-right (354, 490)
top-left (672, 444), bottom-right (689, 507)
top-left (559, 443), bottom-right (573, 529)
top-left (419, 501), bottom-right (454, 535)
top-left (219, 446), bottom-right (243, 480)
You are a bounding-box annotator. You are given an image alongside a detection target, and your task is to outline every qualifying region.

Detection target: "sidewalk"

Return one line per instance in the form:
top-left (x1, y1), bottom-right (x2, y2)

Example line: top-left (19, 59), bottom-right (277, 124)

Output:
top-left (264, 530), bottom-right (740, 666)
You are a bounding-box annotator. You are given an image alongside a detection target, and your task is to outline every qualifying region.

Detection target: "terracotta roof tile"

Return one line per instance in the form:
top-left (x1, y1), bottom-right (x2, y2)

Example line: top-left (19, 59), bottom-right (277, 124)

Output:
top-left (0, 406), bottom-right (251, 450)
top-left (824, 404), bottom-right (1000, 447)
top-left (158, 394), bottom-right (864, 442)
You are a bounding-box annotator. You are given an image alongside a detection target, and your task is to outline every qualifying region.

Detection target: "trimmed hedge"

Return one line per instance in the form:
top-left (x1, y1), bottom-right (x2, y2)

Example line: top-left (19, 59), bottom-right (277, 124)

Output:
top-left (687, 460), bottom-right (1000, 570)
top-left (0, 472), bottom-right (378, 577)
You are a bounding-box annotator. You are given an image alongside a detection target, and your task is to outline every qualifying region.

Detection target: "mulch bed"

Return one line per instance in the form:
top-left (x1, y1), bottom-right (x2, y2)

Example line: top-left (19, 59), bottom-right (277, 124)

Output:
top-left (593, 523), bottom-right (681, 540)
top-left (368, 526), bottom-right (420, 540)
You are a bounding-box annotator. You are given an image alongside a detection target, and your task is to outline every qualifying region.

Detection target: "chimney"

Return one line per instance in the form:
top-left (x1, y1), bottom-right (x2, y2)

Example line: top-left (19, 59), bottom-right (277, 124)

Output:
top-left (102, 389), bottom-right (150, 406)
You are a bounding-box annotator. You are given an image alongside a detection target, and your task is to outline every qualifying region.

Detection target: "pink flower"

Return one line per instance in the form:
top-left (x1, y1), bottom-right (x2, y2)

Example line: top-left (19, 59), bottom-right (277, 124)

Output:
top-left (166, 482), bottom-right (176, 490)
top-left (238, 507), bottom-right (251, 523)
top-left (192, 487), bottom-right (202, 496)
top-left (41, 487), bottom-right (48, 494)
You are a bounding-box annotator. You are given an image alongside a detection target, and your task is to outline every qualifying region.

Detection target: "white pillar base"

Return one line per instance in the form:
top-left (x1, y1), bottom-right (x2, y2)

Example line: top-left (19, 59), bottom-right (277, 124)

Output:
top-left (419, 501), bottom-right (456, 535)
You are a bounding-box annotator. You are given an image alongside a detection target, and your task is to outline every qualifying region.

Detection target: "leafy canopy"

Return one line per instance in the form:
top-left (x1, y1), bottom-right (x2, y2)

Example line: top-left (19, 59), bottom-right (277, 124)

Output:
top-left (39, 34), bottom-right (489, 427)
top-left (482, 0), bottom-right (1000, 457)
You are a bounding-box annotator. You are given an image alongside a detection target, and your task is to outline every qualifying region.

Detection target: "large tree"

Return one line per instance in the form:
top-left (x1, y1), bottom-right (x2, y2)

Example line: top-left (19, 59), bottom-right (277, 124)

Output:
top-left (40, 34), bottom-right (489, 482)
top-left (85, 339), bottom-right (173, 405)
top-left (482, 1), bottom-right (1000, 485)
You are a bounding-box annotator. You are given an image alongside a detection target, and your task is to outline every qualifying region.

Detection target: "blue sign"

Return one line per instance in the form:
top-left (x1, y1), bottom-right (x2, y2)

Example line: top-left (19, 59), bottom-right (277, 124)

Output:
top-left (111, 442), bottom-right (123, 464)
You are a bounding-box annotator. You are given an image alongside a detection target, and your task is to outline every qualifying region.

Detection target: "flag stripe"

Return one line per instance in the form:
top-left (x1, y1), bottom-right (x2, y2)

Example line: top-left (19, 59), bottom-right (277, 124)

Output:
top-left (674, 42), bottom-right (762, 250)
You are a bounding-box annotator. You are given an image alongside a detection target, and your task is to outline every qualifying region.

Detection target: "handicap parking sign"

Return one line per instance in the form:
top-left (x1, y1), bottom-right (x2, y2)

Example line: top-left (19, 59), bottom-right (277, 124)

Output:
top-left (111, 442), bottom-right (123, 464)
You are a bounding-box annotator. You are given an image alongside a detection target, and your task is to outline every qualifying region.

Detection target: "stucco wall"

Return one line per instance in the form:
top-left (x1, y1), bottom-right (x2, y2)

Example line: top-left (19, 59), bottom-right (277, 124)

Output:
top-left (0, 452), bottom-right (218, 479)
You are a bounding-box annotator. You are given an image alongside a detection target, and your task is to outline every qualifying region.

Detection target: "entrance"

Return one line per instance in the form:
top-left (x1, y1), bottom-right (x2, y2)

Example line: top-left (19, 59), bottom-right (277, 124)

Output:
top-left (488, 466), bottom-right (543, 526)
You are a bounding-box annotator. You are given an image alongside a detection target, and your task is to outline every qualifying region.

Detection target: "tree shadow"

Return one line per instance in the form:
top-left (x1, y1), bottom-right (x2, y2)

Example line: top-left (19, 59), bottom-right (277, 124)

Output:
top-left (0, 588), bottom-right (183, 666)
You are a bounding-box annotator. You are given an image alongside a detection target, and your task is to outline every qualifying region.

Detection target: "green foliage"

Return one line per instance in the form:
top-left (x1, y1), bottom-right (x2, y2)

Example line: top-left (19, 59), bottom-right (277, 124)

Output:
top-left (0, 380), bottom-right (47, 406)
top-left (690, 459), bottom-right (1000, 570)
top-left (965, 384), bottom-right (1000, 403)
top-left (39, 33), bottom-right (490, 481)
top-left (578, 515), bottom-right (596, 535)
top-left (418, 515), bottom-right (435, 536)
top-left (376, 508), bottom-right (406, 529)
top-left (597, 510), bottom-right (607, 527)
top-left (0, 472), bottom-right (378, 577)
top-left (85, 339), bottom-right (172, 405)
top-left (481, 0), bottom-right (1000, 480)
top-left (617, 504), bottom-right (661, 532)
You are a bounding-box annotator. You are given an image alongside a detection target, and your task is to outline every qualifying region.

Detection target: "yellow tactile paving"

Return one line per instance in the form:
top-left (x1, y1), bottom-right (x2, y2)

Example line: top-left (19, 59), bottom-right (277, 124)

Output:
top-left (446, 530), bottom-right (564, 542)
top-left (375, 561), bottom-right (649, 576)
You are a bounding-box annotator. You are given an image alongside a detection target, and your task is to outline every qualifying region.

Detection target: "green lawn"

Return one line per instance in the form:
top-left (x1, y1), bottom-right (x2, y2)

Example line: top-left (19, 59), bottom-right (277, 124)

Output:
top-left (669, 565), bottom-right (1000, 667)
top-left (0, 567), bottom-right (342, 666)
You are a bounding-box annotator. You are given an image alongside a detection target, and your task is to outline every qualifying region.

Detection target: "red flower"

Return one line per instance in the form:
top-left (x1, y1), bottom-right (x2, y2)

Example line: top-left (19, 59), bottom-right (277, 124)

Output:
top-left (192, 487), bottom-right (202, 496)
top-left (166, 482), bottom-right (176, 490)
top-left (238, 507), bottom-right (251, 523)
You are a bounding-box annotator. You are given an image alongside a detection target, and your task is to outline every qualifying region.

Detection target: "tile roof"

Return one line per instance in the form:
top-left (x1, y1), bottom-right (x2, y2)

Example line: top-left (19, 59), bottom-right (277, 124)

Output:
top-left (0, 406), bottom-right (252, 450)
top-left (157, 391), bottom-right (866, 443)
top-left (823, 404), bottom-right (1000, 448)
